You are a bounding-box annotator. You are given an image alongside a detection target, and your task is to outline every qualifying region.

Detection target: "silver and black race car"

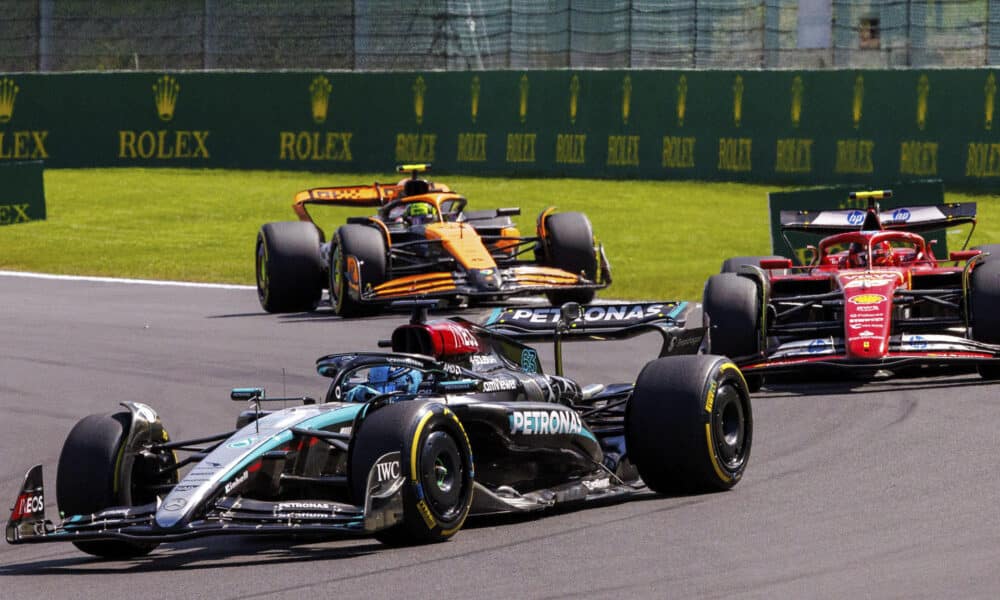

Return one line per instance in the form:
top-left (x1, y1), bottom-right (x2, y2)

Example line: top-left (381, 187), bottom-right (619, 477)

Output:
top-left (6, 302), bottom-right (751, 558)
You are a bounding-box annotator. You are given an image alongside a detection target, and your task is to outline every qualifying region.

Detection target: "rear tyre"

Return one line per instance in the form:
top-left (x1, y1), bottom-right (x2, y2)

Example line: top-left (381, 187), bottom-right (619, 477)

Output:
top-left (349, 402), bottom-right (474, 545)
top-left (625, 355), bottom-right (752, 493)
top-left (703, 273), bottom-right (762, 390)
top-left (721, 255), bottom-right (785, 274)
top-left (256, 222), bottom-right (324, 313)
top-left (971, 258), bottom-right (1000, 379)
top-left (56, 412), bottom-right (176, 558)
top-left (972, 244), bottom-right (1000, 262)
top-left (329, 224), bottom-right (388, 318)
top-left (541, 212), bottom-right (598, 305)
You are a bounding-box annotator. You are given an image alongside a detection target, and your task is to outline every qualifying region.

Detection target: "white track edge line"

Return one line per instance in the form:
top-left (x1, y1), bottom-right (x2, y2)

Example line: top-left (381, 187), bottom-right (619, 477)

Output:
top-left (0, 270), bottom-right (255, 290)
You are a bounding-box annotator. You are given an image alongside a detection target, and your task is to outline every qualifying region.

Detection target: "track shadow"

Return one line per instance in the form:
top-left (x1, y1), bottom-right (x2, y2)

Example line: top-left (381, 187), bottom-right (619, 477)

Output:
top-left (0, 536), bottom-right (381, 575)
top-left (205, 304), bottom-right (507, 322)
top-left (761, 372), bottom-right (990, 397)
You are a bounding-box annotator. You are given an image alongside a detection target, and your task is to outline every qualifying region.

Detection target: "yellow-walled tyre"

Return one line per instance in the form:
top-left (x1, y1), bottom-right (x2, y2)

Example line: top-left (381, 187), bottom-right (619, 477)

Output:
top-left (329, 224), bottom-right (386, 318)
top-left (350, 401), bottom-right (474, 545)
top-left (625, 355), bottom-right (752, 493)
top-left (56, 412), bottom-right (177, 558)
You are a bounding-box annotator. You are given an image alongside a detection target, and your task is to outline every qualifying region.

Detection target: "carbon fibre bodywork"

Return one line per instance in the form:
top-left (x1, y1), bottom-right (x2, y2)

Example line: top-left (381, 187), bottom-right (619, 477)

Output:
top-left (707, 192), bottom-right (1000, 381)
top-left (6, 302), bottom-right (737, 554)
top-left (257, 167), bottom-right (611, 313)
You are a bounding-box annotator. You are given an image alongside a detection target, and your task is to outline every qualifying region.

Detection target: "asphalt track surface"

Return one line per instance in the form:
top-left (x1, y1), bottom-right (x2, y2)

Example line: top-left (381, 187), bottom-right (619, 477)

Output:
top-left (2, 273), bottom-right (1000, 600)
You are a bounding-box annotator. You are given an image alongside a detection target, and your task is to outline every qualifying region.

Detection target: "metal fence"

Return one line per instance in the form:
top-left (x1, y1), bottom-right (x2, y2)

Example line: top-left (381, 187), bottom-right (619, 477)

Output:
top-left (2, 0), bottom-right (1000, 72)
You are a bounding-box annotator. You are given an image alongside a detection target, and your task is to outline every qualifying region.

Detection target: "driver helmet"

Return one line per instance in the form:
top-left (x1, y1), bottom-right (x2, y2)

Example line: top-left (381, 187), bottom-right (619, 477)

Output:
top-left (366, 365), bottom-right (423, 394)
top-left (871, 241), bottom-right (895, 266)
top-left (344, 366), bottom-right (424, 403)
top-left (405, 202), bottom-right (436, 225)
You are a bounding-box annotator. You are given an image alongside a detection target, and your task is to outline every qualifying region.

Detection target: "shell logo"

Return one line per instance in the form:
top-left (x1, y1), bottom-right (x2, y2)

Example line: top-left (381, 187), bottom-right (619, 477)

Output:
top-left (849, 294), bottom-right (887, 305)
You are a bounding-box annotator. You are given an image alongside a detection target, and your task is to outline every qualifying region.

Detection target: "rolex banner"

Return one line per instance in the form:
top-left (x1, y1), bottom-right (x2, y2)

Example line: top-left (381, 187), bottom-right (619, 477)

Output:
top-left (1, 70), bottom-right (1000, 187)
top-left (0, 160), bottom-right (45, 226)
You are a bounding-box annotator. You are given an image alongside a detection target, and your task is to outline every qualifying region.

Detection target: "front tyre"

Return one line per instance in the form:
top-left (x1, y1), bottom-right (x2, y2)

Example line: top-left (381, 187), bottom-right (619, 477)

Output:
top-left (540, 211), bottom-right (599, 305)
top-left (56, 412), bottom-right (177, 558)
top-left (329, 224), bottom-right (387, 318)
top-left (720, 255), bottom-right (786, 274)
top-left (625, 355), bottom-right (752, 493)
top-left (971, 258), bottom-right (1000, 379)
top-left (350, 402), bottom-right (474, 545)
top-left (256, 221), bottom-right (324, 313)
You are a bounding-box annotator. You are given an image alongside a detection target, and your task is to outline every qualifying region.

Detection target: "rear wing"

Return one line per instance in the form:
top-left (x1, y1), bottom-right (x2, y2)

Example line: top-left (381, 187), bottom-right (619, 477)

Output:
top-left (291, 181), bottom-right (452, 222)
top-left (780, 203), bottom-right (976, 236)
top-left (481, 302), bottom-right (705, 357)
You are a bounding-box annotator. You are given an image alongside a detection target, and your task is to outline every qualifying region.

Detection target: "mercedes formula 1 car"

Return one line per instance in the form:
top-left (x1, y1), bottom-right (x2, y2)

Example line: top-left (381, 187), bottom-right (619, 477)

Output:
top-left (6, 302), bottom-right (751, 558)
top-left (703, 189), bottom-right (1000, 389)
top-left (255, 164), bottom-right (611, 317)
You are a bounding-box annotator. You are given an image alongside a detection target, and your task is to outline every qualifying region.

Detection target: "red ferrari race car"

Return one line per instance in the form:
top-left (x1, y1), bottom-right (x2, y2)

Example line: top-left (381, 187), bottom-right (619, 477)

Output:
top-left (255, 165), bottom-right (611, 317)
top-left (702, 190), bottom-right (1000, 389)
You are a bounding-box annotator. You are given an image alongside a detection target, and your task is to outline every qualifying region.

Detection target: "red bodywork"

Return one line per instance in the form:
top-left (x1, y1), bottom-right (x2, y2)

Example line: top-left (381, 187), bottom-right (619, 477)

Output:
top-left (731, 197), bottom-right (999, 377)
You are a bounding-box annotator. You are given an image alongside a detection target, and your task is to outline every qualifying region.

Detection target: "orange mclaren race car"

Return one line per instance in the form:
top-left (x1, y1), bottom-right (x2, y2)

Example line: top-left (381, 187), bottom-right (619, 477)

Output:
top-left (255, 165), bottom-right (611, 316)
top-left (702, 190), bottom-right (1000, 390)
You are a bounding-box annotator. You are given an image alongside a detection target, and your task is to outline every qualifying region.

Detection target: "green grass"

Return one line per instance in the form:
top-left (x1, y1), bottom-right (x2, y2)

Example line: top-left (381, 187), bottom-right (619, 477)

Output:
top-left (3, 168), bottom-right (1000, 301)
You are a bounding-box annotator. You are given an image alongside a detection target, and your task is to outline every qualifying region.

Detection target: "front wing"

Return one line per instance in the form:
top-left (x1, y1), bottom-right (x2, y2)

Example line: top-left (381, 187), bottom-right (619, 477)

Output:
top-left (358, 264), bottom-right (611, 303)
top-left (738, 333), bottom-right (1000, 375)
top-left (6, 462), bottom-right (403, 546)
top-left (7, 467), bottom-right (644, 547)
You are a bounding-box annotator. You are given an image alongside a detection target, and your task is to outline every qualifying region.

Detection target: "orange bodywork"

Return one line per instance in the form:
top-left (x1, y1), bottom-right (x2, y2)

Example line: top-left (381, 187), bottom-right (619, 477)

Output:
top-left (424, 222), bottom-right (497, 270)
top-left (292, 182), bottom-right (452, 222)
top-left (371, 272), bottom-right (457, 299)
top-left (508, 266), bottom-right (581, 286)
top-left (491, 226), bottom-right (522, 256)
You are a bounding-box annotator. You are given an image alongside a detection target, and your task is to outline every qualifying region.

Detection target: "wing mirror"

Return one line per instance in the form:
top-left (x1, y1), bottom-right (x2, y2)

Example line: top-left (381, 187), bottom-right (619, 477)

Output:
top-left (495, 207), bottom-right (521, 217)
top-left (949, 250), bottom-right (981, 261)
top-left (559, 301), bottom-right (583, 325)
top-left (553, 302), bottom-right (583, 377)
top-left (760, 258), bottom-right (793, 270)
top-left (232, 387), bottom-right (264, 401)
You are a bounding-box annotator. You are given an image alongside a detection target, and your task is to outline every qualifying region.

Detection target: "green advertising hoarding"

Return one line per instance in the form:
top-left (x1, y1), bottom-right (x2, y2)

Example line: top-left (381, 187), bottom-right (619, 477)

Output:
top-left (1, 70), bottom-right (999, 186)
top-left (0, 160), bottom-right (45, 226)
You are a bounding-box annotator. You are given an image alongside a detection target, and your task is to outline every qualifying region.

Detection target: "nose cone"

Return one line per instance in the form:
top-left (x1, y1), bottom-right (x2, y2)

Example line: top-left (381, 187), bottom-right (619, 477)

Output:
top-left (470, 268), bottom-right (502, 290)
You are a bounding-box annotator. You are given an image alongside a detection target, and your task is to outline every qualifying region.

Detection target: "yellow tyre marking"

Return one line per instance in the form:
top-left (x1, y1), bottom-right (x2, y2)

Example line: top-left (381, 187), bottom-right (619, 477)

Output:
top-left (440, 409), bottom-right (473, 536)
top-left (410, 409), bottom-right (438, 529)
top-left (719, 362), bottom-right (749, 389)
top-left (704, 380), bottom-right (718, 412)
top-left (704, 423), bottom-right (732, 484)
top-left (415, 500), bottom-right (436, 529)
top-left (705, 362), bottom-right (742, 484)
top-left (409, 410), bottom-right (435, 483)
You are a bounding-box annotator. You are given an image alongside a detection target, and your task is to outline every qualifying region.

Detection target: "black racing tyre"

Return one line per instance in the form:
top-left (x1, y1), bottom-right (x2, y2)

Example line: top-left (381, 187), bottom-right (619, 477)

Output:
top-left (971, 258), bottom-right (1000, 379)
top-left (349, 401), bottom-right (474, 545)
top-left (703, 273), bottom-right (761, 359)
top-left (704, 273), bottom-right (763, 391)
top-left (56, 412), bottom-right (176, 558)
top-left (972, 244), bottom-right (1000, 263)
top-left (721, 255), bottom-right (785, 274)
top-left (625, 355), bottom-right (752, 493)
top-left (541, 211), bottom-right (598, 305)
top-left (329, 224), bottom-right (387, 318)
top-left (256, 221), bottom-right (324, 313)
